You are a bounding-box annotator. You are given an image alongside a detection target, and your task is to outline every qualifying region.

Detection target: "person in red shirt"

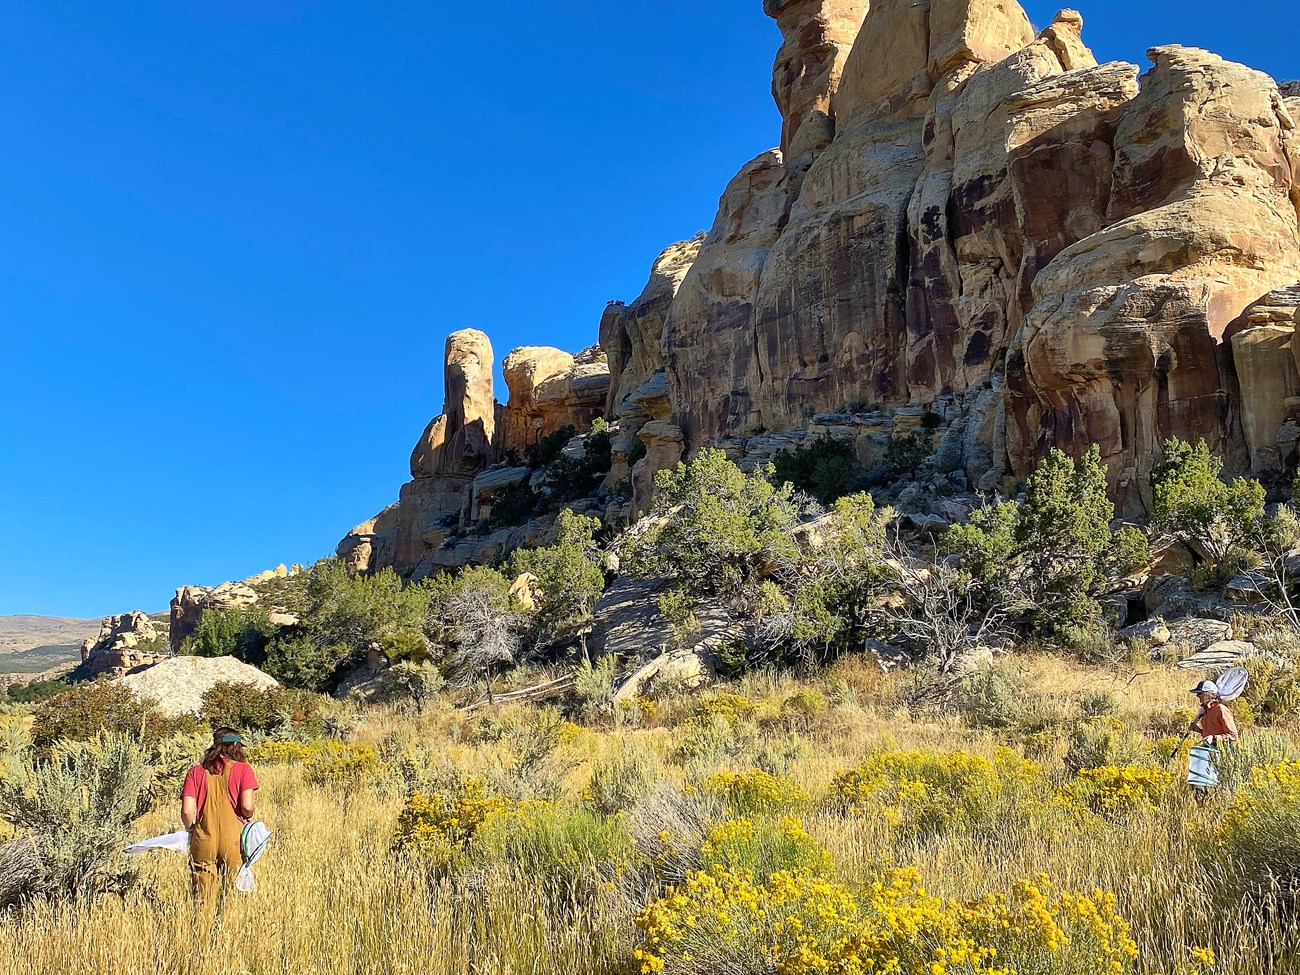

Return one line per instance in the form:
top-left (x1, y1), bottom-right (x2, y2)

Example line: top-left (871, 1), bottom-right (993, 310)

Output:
top-left (1188, 679), bottom-right (1240, 746)
top-left (181, 727), bottom-right (259, 904)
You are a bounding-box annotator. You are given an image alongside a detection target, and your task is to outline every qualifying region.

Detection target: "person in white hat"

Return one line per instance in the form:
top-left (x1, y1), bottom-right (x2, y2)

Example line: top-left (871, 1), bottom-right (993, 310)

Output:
top-left (1187, 679), bottom-right (1239, 746)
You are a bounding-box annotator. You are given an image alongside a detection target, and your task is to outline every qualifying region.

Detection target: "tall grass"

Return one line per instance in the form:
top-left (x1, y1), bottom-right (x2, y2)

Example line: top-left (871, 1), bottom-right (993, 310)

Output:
top-left (0, 658), bottom-right (1296, 974)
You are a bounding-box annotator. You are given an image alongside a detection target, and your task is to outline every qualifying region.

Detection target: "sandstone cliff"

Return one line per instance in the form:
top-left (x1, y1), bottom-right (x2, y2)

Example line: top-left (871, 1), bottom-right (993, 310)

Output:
top-left (342, 2), bottom-right (1300, 575)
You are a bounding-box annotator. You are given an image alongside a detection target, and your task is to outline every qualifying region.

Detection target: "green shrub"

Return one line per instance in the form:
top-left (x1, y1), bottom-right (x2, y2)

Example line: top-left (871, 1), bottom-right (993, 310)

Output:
top-left (263, 631), bottom-right (345, 693)
top-left (508, 509), bottom-right (607, 649)
top-left (487, 481), bottom-right (538, 530)
top-left (197, 681), bottom-right (289, 734)
top-left (0, 734), bottom-right (153, 909)
top-left (779, 688), bottom-right (828, 726)
top-left (960, 662), bottom-right (1030, 729)
top-left (1238, 655), bottom-right (1300, 725)
top-left (881, 432), bottom-right (933, 478)
top-left (572, 655), bottom-right (620, 722)
top-left (378, 628), bottom-right (433, 665)
top-left (184, 604), bottom-right (279, 663)
top-left (5, 680), bottom-right (67, 705)
top-left (1063, 718), bottom-right (1153, 776)
top-left (525, 425), bottom-right (577, 469)
top-left (268, 558), bottom-right (435, 692)
top-left (30, 683), bottom-right (199, 750)
top-left (944, 446), bottom-right (1118, 636)
top-left (620, 448), bottom-right (800, 598)
top-left (584, 740), bottom-right (662, 816)
top-left (1080, 690), bottom-right (1119, 719)
top-left (1151, 437), bottom-right (1265, 564)
top-left (471, 799), bottom-right (631, 899)
top-left (771, 436), bottom-right (866, 503)
top-left (1216, 760), bottom-right (1300, 894)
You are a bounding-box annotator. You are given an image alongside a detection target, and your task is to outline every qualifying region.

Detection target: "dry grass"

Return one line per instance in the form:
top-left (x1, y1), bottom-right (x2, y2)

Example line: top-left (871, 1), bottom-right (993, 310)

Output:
top-left (0, 655), bottom-right (1296, 974)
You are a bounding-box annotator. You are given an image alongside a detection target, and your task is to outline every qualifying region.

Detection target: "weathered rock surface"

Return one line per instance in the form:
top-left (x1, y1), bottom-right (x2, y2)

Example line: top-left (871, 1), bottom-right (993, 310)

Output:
top-left (115, 656), bottom-right (280, 717)
top-left (169, 582), bottom-right (259, 653)
top-left (1168, 618), bottom-right (1234, 651)
top-left (1227, 285), bottom-right (1300, 473)
top-left (765, 0), bottom-right (869, 165)
top-left (1119, 619), bottom-right (1171, 647)
top-left (77, 612), bottom-right (166, 679)
top-left (602, 238), bottom-right (703, 416)
top-left (1177, 640), bottom-right (1254, 670)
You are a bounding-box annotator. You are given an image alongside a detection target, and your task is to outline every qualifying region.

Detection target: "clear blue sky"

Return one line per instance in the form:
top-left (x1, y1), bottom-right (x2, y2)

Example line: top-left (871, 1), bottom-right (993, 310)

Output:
top-left (1, 1), bottom-right (1293, 619)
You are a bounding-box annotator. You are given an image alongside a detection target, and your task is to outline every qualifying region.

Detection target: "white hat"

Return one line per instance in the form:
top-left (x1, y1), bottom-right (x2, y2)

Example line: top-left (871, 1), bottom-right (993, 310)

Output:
top-left (1189, 680), bottom-right (1219, 696)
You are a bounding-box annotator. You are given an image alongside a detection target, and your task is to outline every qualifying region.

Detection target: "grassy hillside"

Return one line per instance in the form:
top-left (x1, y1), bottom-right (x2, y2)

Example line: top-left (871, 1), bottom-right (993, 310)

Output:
top-left (0, 655), bottom-right (1295, 974)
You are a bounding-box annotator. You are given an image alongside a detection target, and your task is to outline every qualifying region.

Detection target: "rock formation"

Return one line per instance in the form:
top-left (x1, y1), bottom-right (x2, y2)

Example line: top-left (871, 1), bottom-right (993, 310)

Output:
top-left (342, 1), bottom-right (1300, 573)
top-left (77, 612), bottom-right (166, 678)
top-left (169, 582), bottom-right (259, 653)
top-left (338, 327), bottom-right (611, 577)
top-left (503, 345), bottom-right (610, 450)
top-left (115, 655), bottom-right (280, 717)
top-left (766, 0), bottom-right (869, 165)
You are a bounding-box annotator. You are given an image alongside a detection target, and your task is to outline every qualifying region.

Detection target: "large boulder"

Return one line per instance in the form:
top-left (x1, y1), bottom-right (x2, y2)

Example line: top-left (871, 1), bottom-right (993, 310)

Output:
top-left (114, 656), bottom-right (280, 717)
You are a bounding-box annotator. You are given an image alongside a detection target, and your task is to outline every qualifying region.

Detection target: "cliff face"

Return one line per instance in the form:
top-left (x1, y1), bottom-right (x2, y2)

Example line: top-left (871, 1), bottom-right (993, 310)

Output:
top-left (342, 1), bottom-right (1300, 574)
top-left (610, 2), bottom-right (1300, 512)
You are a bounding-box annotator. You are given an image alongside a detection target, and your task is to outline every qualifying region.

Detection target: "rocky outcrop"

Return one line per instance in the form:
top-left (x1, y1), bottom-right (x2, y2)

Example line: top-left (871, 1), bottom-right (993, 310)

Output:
top-left (339, 328), bottom-right (612, 577)
top-left (115, 656), bottom-right (280, 717)
top-left (169, 582), bottom-right (259, 653)
top-left (601, 237), bottom-right (702, 414)
top-left (765, 0), bottom-right (869, 165)
top-left (1227, 285), bottom-right (1300, 474)
top-left (1008, 47), bottom-right (1300, 509)
top-left (77, 612), bottom-right (166, 679)
top-left (503, 346), bottom-right (610, 450)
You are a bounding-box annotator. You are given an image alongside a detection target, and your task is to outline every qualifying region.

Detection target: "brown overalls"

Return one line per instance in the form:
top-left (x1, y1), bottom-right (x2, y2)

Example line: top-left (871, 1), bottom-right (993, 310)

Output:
top-left (188, 763), bottom-right (245, 903)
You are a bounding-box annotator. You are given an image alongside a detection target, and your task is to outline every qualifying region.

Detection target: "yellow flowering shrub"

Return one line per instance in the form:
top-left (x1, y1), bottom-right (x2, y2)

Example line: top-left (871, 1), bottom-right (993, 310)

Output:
top-left (1216, 760), bottom-right (1300, 891)
top-left (302, 742), bottom-right (378, 785)
top-left (247, 739), bottom-right (317, 765)
top-left (700, 769), bottom-right (810, 815)
top-left (1060, 765), bottom-right (1171, 818)
top-left (634, 864), bottom-right (1138, 975)
top-left (698, 817), bottom-right (832, 881)
top-left (829, 748), bottom-right (1045, 837)
top-left (690, 692), bottom-right (758, 725)
top-left (393, 779), bottom-right (510, 860)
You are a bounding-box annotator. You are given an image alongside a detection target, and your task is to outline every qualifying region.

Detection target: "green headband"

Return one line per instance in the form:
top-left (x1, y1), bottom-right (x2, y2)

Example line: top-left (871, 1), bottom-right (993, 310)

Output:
top-left (218, 733), bottom-right (243, 744)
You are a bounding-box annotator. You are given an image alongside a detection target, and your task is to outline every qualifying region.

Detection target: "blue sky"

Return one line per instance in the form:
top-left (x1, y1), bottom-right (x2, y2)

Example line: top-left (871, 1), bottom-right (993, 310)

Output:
top-left (1, 1), bottom-right (1294, 618)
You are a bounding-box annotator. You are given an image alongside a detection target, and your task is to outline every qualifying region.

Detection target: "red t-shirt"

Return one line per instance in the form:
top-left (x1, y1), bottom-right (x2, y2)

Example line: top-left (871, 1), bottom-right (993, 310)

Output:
top-left (181, 759), bottom-right (259, 821)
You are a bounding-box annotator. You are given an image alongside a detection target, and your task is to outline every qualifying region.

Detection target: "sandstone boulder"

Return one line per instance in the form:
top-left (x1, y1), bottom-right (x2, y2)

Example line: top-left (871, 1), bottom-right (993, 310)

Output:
top-left (1168, 618), bottom-right (1234, 651)
top-left (115, 656), bottom-right (280, 717)
top-left (1118, 619), bottom-right (1171, 646)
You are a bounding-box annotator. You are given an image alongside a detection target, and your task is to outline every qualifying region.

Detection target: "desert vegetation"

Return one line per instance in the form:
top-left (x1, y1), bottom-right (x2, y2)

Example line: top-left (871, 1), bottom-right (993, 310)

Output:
top-left (2, 440), bottom-right (1300, 973)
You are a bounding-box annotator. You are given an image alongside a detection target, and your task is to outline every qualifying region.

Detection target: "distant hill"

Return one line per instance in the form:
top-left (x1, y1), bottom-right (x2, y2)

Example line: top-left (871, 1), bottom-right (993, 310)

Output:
top-left (0, 615), bottom-right (100, 655)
